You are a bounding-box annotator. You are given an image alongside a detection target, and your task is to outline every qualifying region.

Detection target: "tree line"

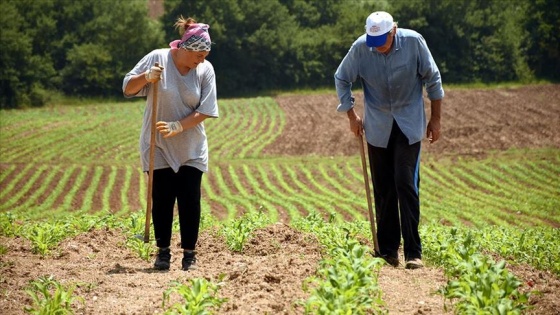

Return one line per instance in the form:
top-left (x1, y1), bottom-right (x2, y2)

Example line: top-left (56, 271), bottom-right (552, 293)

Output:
top-left (1, 0), bottom-right (558, 109)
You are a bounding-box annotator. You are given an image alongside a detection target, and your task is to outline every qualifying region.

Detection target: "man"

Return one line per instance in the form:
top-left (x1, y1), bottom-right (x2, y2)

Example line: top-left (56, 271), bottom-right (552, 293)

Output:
top-left (334, 11), bottom-right (444, 269)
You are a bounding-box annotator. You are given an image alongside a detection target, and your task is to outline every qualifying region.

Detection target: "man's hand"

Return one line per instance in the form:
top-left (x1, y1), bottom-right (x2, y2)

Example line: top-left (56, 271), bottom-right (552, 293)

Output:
top-left (426, 118), bottom-right (441, 144)
top-left (145, 65), bottom-right (164, 83)
top-left (347, 108), bottom-right (363, 136)
top-left (156, 121), bottom-right (183, 138)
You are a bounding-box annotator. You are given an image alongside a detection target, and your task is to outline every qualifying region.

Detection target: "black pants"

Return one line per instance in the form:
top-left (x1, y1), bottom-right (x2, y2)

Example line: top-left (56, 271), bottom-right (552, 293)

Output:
top-left (151, 165), bottom-right (202, 250)
top-left (367, 121), bottom-right (422, 261)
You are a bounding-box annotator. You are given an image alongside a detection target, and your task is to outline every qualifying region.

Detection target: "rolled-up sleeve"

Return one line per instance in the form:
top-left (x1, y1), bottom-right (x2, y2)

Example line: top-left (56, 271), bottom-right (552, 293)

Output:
top-left (417, 36), bottom-right (444, 100)
top-left (335, 42), bottom-right (360, 112)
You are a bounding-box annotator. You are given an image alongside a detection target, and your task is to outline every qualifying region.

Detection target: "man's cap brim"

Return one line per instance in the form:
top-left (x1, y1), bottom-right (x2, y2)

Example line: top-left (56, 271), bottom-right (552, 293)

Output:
top-left (366, 33), bottom-right (389, 47)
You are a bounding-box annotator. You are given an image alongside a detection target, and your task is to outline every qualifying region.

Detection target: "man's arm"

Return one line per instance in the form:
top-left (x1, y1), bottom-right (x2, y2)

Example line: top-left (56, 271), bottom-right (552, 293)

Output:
top-left (426, 99), bottom-right (442, 143)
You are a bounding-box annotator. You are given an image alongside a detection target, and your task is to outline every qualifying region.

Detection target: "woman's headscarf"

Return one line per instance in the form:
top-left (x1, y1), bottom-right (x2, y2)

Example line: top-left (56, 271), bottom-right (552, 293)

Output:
top-left (169, 23), bottom-right (211, 52)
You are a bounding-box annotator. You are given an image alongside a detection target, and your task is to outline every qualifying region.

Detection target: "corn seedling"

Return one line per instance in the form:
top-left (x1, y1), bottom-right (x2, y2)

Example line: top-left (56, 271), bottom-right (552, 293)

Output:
top-left (295, 212), bottom-right (385, 314)
top-left (421, 225), bottom-right (529, 313)
top-left (220, 210), bottom-right (271, 251)
top-left (162, 278), bottom-right (227, 314)
top-left (25, 222), bottom-right (74, 256)
top-left (0, 212), bottom-right (23, 237)
top-left (126, 236), bottom-right (156, 261)
top-left (24, 275), bottom-right (82, 315)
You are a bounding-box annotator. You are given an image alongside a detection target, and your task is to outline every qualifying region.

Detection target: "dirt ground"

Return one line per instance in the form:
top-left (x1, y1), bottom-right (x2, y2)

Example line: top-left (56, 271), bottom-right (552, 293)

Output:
top-left (1, 84), bottom-right (559, 314)
top-left (267, 84), bottom-right (560, 158)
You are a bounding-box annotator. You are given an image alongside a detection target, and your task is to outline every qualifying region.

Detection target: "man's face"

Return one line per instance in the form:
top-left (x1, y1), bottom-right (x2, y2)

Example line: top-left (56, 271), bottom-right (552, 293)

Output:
top-left (375, 27), bottom-right (395, 54)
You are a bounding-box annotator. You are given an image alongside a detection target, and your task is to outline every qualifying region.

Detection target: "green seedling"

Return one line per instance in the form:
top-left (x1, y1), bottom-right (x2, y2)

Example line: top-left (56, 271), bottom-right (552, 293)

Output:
top-left (162, 278), bottom-right (227, 314)
top-left (126, 237), bottom-right (156, 261)
top-left (24, 275), bottom-right (83, 315)
top-left (220, 210), bottom-right (271, 252)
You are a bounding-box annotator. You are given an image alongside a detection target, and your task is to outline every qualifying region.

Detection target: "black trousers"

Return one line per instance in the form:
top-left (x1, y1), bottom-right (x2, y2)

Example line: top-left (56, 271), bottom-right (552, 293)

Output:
top-left (367, 121), bottom-right (422, 261)
top-left (151, 165), bottom-right (203, 250)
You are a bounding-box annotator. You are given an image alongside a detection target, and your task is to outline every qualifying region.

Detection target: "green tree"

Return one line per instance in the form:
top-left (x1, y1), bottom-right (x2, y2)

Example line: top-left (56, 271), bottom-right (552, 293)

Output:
top-left (525, 0), bottom-right (560, 80)
top-left (162, 0), bottom-right (383, 95)
top-left (0, 0), bottom-right (56, 108)
top-left (163, 0), bottom-right (300, 95)
top-left (0, 0), bottom-right (165, 108)
top-left (392, 0), bottom-right (533, 83)
top-left (58, 0), bottom-right (165, 96)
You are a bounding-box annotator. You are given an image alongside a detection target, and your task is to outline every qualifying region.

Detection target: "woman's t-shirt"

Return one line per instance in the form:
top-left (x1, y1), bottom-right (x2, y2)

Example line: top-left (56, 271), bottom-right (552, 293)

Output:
top-left (123, 48), bottom-right (219, 173)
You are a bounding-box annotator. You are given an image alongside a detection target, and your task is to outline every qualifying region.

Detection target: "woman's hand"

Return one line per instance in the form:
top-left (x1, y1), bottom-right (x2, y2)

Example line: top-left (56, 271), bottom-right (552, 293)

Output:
top-left (156, 121), bottom-right (183, 138)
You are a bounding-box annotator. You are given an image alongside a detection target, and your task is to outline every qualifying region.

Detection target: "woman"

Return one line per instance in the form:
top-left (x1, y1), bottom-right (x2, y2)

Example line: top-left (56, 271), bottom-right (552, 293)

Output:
top-left (122, 16), bottom-right (218, 271)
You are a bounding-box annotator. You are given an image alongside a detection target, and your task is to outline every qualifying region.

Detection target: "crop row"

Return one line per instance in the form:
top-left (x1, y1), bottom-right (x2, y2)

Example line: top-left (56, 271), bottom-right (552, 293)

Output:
top-left (0, 98), bottom-right (284, 163)
top-left (1, 152), bottom-right (558, 228)
top-left (1, 101), bottom-right (559, 228)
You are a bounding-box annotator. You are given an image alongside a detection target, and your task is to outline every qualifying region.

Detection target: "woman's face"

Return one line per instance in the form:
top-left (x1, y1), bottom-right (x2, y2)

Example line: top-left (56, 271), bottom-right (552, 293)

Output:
top-left (180, 48), bottom-right (210, 68)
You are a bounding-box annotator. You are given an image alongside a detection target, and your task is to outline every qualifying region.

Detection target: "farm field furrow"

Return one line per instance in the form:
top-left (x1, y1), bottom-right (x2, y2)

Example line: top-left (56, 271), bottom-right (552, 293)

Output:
top-left (255, 163), bottom-right (304, 221)
top-left (421, 164), bottom-right (512, 226)
top-left (449, 166), bottom-right (547, 224)
top-left (244, 101), bottom-right (286, 158)
top-left (299, 163), bottom-right (364, 220)
top-left (201, 173), bottom-right (235, 221)
top-left (1, 86), bottom-right (560, 315)
top-left (476, 164), bottom-right (560, 220)
top-left (207, 100), bottom-right (252, 158)
top-left (0, 163), bottom-right (34, 202)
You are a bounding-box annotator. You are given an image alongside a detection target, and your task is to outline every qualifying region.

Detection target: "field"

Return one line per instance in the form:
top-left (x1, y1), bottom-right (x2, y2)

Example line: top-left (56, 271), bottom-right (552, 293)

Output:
top-left (0, 84), bottom-right (559, 314)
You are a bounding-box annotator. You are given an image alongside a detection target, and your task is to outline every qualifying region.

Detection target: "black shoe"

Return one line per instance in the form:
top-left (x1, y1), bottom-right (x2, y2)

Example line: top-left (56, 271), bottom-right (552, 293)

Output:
top-left (154, 248), bottom-right (171, 270)
top-left (373, 251), bottom-right (399, 267)
top-left (182, 251), bottom-right (197, 271)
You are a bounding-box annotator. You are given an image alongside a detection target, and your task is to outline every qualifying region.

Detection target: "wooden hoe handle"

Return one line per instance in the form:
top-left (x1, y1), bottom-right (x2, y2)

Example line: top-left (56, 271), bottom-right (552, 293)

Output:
top-left (357, 134), bottom-right (380, 253)
top-left (144, 62), bottom-right (160, 243)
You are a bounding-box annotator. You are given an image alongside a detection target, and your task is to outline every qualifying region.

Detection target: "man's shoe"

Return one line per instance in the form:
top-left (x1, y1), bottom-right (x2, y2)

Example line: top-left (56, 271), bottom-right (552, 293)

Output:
top-left (373, 252), bottom-right (399, 267)
top-left (154, 248), bottom-right (171, 270)
top-left (182, 251), bottom-right (197, 271)
top-left (405, 258), bottom-right (424, 269)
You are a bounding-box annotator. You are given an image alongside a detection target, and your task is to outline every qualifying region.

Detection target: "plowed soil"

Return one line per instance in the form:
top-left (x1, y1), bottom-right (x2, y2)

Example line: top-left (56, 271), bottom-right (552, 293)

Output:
top-left (1, 85), bottom-right (559, 314)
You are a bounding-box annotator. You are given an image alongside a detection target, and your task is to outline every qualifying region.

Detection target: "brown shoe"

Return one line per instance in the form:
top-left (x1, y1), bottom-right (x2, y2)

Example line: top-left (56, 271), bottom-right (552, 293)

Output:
top-left (405, 258), bottom-right (424, 269)
top-left (373, 252), bottom-right (399, 267)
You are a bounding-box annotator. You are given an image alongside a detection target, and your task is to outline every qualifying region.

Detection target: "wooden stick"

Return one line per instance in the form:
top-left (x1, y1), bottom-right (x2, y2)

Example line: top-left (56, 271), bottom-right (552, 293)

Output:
top-left (357, 134), bottom-right (380, 253)
top-left (144, 62), bottom-right (160, 243)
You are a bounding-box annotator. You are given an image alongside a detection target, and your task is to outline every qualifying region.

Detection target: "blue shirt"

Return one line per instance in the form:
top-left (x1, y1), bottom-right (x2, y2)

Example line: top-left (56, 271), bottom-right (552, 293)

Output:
top-left (335, 28), bottom-right (444, 147)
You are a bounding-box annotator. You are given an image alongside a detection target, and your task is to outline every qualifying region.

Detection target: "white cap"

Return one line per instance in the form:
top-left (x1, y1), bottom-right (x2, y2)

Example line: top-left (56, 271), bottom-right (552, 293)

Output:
top-left (365, 11), bottom-right (394, 47)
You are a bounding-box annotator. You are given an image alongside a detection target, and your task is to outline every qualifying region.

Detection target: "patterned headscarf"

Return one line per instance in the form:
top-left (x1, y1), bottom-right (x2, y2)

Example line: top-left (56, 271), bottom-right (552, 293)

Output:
top-left (169, 23), bottom-right (212, 52)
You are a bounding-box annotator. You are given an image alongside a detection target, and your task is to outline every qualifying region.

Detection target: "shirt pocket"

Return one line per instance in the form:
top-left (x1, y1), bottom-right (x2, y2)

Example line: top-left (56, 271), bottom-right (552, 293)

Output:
top-left (390, 61), bottom-right (414, 89)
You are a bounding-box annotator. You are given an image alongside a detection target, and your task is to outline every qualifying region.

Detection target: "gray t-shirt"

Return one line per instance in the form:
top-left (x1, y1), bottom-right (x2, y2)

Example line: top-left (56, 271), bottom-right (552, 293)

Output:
top-left (123, 48), bottom-right (219, 173)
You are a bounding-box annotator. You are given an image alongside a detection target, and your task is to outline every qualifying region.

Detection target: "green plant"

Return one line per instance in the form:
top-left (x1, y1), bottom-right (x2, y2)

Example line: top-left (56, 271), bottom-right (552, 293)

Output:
top-left (421, 225), bottom-right (530, 313)
top-left (440, 258), bottom-right (529, 314)
top-left (0, 212), bottom-right (20, 237)
top-left (304, 240), bottom-right (385, 314)
top-left (25, 222), bottom-right (73, 256)
top-left (126, 237), bottom-right (156, 261)
top-left (294, 212), bottom-right (385, 314)
top-left (220, 210), bottom-right (271, 251)
top-left (24, 275), bottom-right (82, 315)
top-left (162, 278), bottom-right (227, 314)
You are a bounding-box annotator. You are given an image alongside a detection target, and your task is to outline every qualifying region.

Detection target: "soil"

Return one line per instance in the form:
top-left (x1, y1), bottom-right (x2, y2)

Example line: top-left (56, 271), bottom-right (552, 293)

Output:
top-left (1, 84), bottom-right (559, 314)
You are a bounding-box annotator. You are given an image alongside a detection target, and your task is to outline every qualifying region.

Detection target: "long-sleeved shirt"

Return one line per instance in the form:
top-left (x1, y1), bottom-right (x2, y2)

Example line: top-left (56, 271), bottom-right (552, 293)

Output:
top-left (335, 28), bottom-right (444, 148)
top-left (123, 49), bottom-right (219, 173)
